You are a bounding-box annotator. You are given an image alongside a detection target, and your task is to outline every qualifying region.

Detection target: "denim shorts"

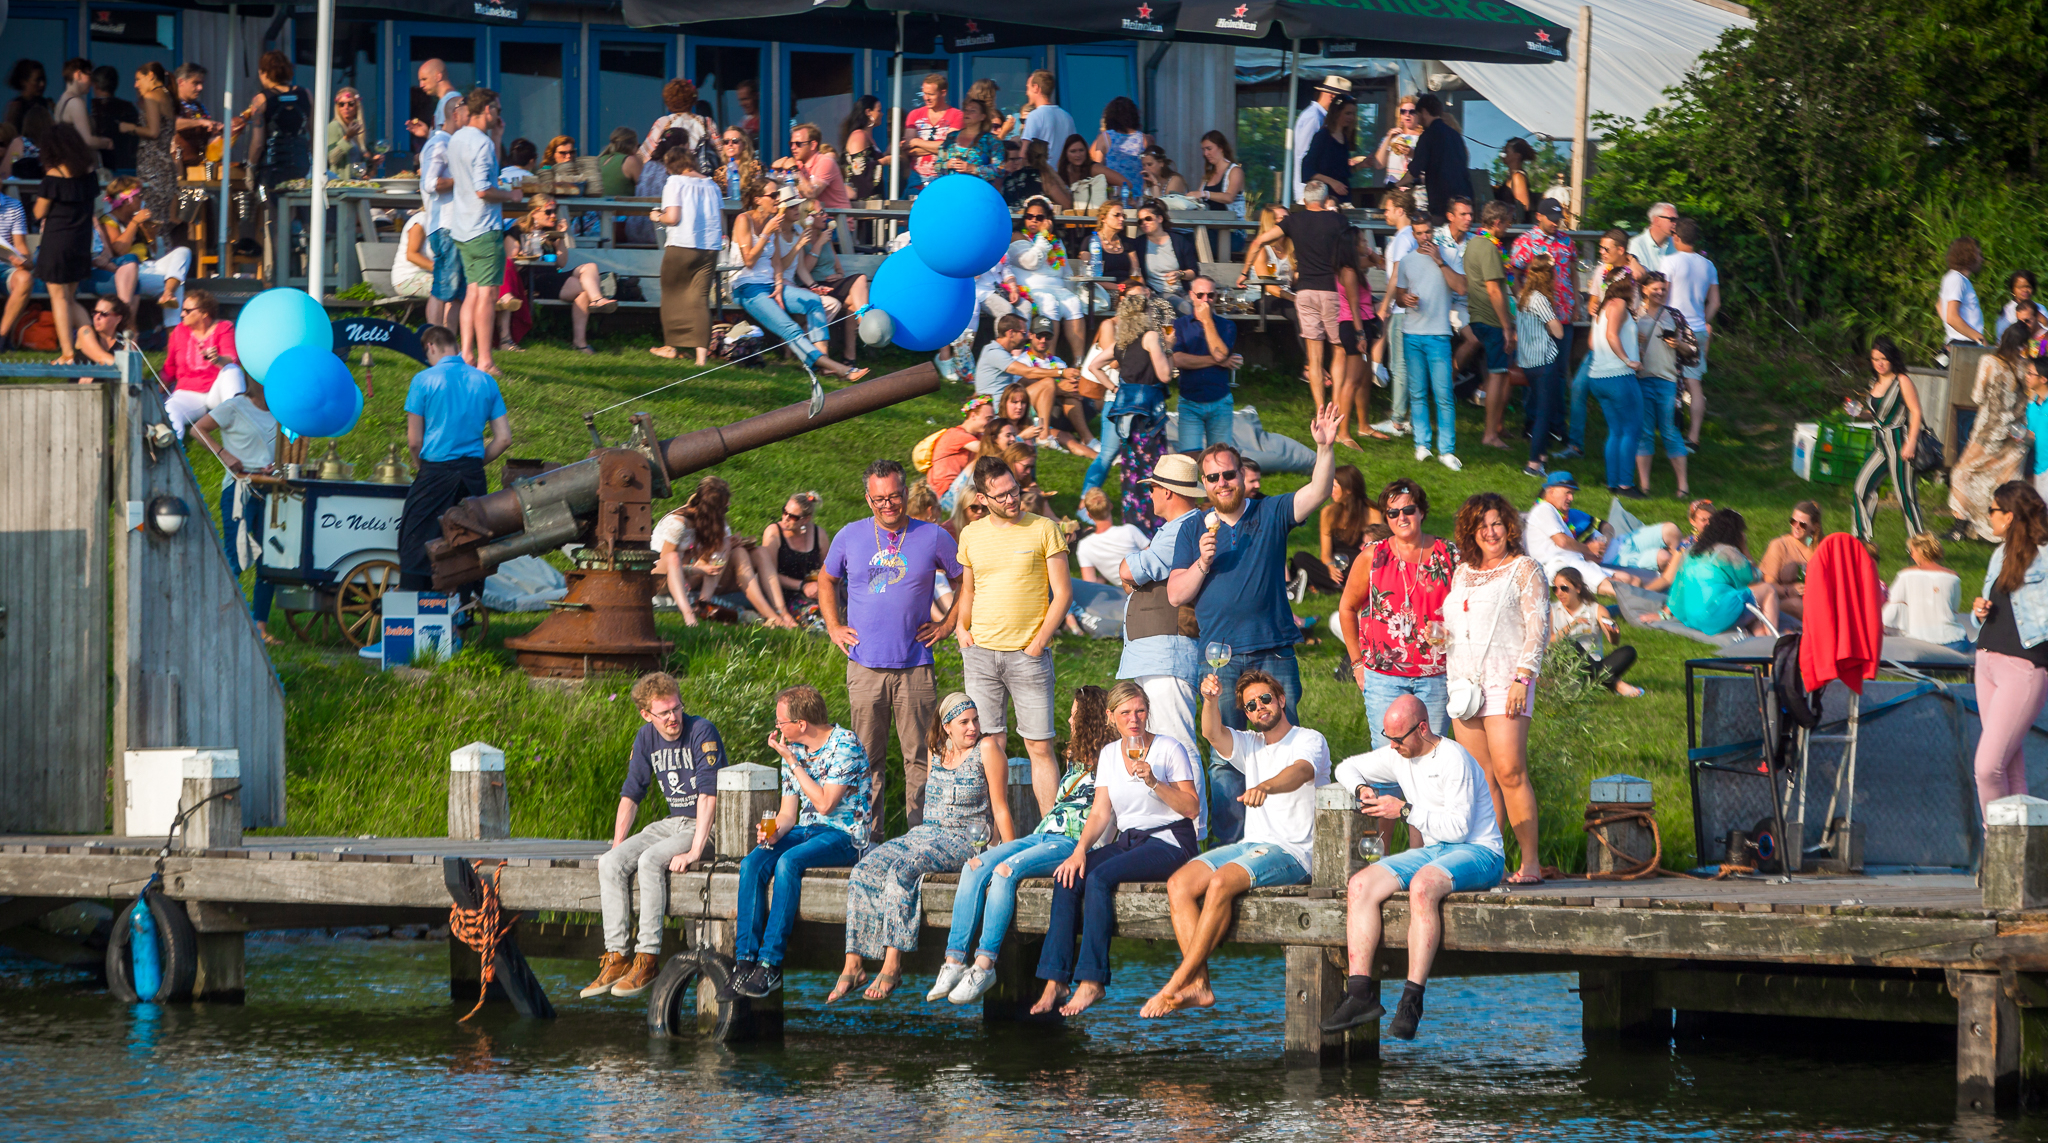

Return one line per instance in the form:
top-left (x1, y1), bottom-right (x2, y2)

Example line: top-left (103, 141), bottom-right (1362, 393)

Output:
top-left (1376, 841), bottom-right (1505, 892)
top-left (1196, 840), bottom-right (1309, 888)
top-left (428, 229), bottom-right (467, 301)
top-left (1606, 523), bottom-right (1668, 571)
top-left (1471, 321), bottom-right (1510, 373)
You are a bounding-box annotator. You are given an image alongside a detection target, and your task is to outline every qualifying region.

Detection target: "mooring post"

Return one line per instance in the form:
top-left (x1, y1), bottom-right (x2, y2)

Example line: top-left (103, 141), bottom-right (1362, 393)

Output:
top-left (1006, 759), bottom-right (1038, 840)
top-left (448, 742), bottom-right (509, 840)
top-left (1284, 786), bottom-right (1376, 1066)
top-left (1579, 969), bottom-right (1670, 1045)
top-left (1585, 775), bottom-right (1655, 877)
top-left (704, 762), bottom-right (784, 1040)
top-left (1982, 795), bottom-right (2048, 911)
top-left (178, 749), bottom-right (242, 851)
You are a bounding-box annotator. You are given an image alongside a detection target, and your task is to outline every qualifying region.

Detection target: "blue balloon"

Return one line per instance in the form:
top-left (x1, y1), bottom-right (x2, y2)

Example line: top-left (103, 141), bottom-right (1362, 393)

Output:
top-left (264, 344), bottom-right (361, 438)
top-left (868, 248), bottom-right (973, 353)
top-left (907, 173), bottom-right (1011, 279)
top-left (235, 288), bottom-right (332, 382)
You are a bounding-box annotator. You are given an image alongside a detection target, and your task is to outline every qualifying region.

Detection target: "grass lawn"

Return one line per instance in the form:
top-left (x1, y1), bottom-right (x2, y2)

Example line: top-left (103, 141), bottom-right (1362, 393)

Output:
top-left (108, 318), bottom-right (1977, 874)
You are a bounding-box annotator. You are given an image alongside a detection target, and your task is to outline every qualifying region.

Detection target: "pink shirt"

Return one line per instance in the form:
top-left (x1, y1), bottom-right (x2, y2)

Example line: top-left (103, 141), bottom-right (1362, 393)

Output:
top-left (906, 106), bottom-right (962, 179)
top-left (162, 320), bottom-right (238, 394)
top-left (1337, 275), bottom-right (1376, 324)
top-left (805, 151), bottom-right (848, 210)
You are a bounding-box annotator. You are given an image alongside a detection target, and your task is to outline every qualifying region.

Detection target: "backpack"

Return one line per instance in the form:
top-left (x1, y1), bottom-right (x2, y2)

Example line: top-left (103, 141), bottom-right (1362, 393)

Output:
top-left (911, 428), bottom-right (948, 474)
top-left (1661, 306), bottom-right (1701, 369)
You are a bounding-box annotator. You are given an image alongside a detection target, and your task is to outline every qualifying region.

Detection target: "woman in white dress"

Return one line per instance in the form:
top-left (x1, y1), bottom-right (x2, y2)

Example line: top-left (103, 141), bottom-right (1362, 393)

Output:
top-left (1884, 531), bottom-right (1972, 653)
top-left (1443, 491), bottom-right (1550, 884)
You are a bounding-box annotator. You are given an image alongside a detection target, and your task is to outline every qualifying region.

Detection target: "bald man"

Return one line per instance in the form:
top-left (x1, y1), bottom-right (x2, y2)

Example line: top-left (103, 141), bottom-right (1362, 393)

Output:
top-left (405, 58), bottom-right (460, 139)
top-left (1325, 695), bottom-right (1504, 1041)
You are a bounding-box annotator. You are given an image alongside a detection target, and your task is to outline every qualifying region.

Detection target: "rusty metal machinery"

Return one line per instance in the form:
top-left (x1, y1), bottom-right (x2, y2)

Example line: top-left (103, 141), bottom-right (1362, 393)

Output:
top-left (428, 364), bottom-right (941, 678)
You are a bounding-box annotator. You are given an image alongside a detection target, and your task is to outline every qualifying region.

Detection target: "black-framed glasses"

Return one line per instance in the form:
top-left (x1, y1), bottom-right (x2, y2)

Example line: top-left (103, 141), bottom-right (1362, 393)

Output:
top-left (781, 510), bottom-right (813, 523)
top-left (1388, 721), bottom-right (1426, 747)
top-left (983, 487), bottom-right (1022, 502)
top-left (1241, 692), bottom-right (1278, 714)
top-left (1552, 584), bottom-right (1574, 596)
top-left (1191, 290), bottom-right (1217, 299)
top-left (1398, 107), bottom-right (1418, 116)
top-left (92, 309), bottom-right (119, 319)
top-left (866, 490), bottom-right (905, 505)
top-left (1022, 212), bottom-right (1050, 222)
top-left (1386, 504), bottom-right (1421, 519)
top-left (1203, 468), bottom-right (1240, 484)
top-left (647, 703), bottom-right (684, 721)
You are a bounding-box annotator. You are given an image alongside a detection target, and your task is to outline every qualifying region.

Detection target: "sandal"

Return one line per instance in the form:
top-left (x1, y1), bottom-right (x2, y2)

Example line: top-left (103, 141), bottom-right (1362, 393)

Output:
top-left (1361, 427), bottom-right (1394, 441)
top-left (825, 968), bottom-right (869, 1003)
top-left (574, 344), bottom-right (596, 355)
top-left (498, 341), bottom-right (525, 352)
top-left (1505, 870), bottom-right (1545, 885)
top-left (845, 367), bottom-right (870, 382)
top-left (863, 971), bottom-right (901, 1001)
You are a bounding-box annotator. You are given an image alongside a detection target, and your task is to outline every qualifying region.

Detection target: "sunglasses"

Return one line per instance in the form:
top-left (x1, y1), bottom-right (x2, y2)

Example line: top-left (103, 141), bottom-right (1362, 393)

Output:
top-left (1388, 721), bottom-right (1426, 746)
top-left (781, 510), bottom-right (813, 523)
top-left (1553, 584), bottom-right (1575, 595)
top-left (1242, 692), bottom-right (1278, 715)
top-left (1203, 468), bottom-right (1241, 484)
top-left (1386, 504), bottom-right (1421, 519)
top-left (1022, 213), bottom-right (1050, 222)
top-left (723, 137), bottom-right (744, 146)
top-left (1191, 291), bottom-right (1216, 299)
top-left (93, 309), bottom-right (119, 319)
top-left (336, 98), bottom-right (359, 105)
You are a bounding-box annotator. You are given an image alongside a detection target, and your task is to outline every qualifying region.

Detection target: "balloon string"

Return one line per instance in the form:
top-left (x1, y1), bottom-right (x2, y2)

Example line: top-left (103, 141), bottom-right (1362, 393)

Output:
top-left (585, 305), bottom-right (862, 420)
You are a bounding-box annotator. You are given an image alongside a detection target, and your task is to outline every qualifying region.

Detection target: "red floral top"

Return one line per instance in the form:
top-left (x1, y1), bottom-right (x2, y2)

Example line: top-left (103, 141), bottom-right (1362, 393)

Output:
top-left (1354, 537), bottom-right (1459, 678)
top-left (1510, 229), bottom-right (1578, 323)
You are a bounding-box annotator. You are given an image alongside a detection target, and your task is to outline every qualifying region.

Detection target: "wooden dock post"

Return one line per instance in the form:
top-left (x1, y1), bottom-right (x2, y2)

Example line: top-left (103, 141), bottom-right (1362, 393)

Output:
top-left (1983, 795), bottom-right (2048, 912)
top-left (1579, 969), bottom-right (1670, 1045)
top-left (984, 768), bottom-right (1060, 1026)
top-left (1585, 775), bottom-right (1655, 877)
top-left (448, 743), bottom-right (509, 841)
top-left (178, 749), bottom-right (242, 851)
top-left (704, 762), bottom-right (784, 1040)
top-left (1284, 786), bottom-right (1377, 1066)
top-left (1006, 760), bottom-right (1038, 843)
top-left (1952, 971), bottom-right (2048, 1112)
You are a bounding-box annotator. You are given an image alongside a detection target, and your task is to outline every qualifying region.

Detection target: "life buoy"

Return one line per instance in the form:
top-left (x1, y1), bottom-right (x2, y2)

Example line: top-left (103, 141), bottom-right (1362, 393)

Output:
top-left (105, 886), bottom-right (198, 1003)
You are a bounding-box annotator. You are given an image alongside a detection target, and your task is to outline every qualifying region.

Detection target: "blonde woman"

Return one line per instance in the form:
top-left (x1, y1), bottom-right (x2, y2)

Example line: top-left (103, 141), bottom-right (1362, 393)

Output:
top-left (752, 490), bottom-right (832, 624)
top-left (1092, 201), bottom-right (1133, 282)
top-left (1443, 492), bottom-right (1549, 884)
top-left (1247, 203), bottom-right (1293, 299)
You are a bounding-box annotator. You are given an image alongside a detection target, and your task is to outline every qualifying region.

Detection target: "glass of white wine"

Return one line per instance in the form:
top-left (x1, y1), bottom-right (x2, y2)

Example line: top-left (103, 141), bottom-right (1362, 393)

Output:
top-left (1124, 733), bottom-right (1148, 776)
top-left (1423, 620), bottom-right (1448, 654)
top-left (1205, 641), bottom-right (1233, 673)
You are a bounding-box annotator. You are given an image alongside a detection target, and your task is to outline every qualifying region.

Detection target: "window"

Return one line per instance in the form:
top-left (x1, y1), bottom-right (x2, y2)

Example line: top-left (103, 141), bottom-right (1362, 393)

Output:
top-left (498, 40), bottom-right (564, 150)
top-left (787, 51), bottom-right (851, 154)
top-left (408, 35), bottom-right (477, 131)
top-left (597, 40), bottom-right (666, 146)
top-left (90, 10), bottom-right (177, 95)
top-left (694, 45), bottom-right (759, 147)
top-left (296, 19), bottom-right (382, 161)
top-left (965, 55), bottom-right (1033, 128)
top-left (1055, 51), bottom-right (1133, 137)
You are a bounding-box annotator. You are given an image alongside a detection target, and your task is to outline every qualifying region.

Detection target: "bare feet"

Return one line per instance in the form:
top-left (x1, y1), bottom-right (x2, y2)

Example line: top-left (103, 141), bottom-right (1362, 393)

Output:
top-left (649, 345), bottom-right (680, 359)
top-left (863, 972), bottom-right (900, 1001)
top-left (1505, 869), bottom-right (1545, 885)
top-left (1030, 980), bottom-right (1068, 1016)
top-left (1059, 980), bottom-right (1105, 1016)
top-left (826, 967), bottom-right (868, 1002)
top-left (1481, 436), bottom-right (1510, 449)
top-left (1139, 989), bottom-right (1183, 1018)
top-left (1337, 437), bottom-right (1363, 451)
top-left (1176, 978), bottom-right (1216, 1009)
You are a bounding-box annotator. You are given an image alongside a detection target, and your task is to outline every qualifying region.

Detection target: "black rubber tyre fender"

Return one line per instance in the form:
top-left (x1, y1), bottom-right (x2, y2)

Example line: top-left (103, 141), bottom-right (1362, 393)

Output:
top-left (646, 950), bottom-right (749, 1041)
top-left (105, 888), bottom-right (199, 1003)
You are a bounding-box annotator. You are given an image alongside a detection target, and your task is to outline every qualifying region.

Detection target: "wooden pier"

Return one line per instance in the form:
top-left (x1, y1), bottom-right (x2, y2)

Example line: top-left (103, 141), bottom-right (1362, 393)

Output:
top-left (7, 766), bottom-right (2048, 1115)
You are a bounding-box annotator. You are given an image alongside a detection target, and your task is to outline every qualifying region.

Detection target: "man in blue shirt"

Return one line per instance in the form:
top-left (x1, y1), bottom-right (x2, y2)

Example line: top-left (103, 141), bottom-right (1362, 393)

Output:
top-left (1118, 453), bottom-right (1210, 835)
top-left (398, 324), bottom-right (512, 589)
top-left (1172, 279), bottom-right (1243, 456)
top-left (1170, 403), bottom-right (1341, 842)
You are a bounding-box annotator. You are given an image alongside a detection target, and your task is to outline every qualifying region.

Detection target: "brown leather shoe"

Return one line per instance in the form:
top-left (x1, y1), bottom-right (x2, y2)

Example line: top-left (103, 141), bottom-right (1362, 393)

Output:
top-left (580, 951), bottom-right (631, 998)
top-left (610, 952), bottom-right (661, 998)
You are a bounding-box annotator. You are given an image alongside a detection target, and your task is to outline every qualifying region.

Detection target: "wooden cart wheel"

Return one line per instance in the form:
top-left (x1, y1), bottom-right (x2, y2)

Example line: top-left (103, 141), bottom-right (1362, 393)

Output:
top-left (459, 601), bottom-right (492, 643)
top-left (282, 607), bottom-right (329, 643)
top-left (335, 559), bottom-right (401, 648)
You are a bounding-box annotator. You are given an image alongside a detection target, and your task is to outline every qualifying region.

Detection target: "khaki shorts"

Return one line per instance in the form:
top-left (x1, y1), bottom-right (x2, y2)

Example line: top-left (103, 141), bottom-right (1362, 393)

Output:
top-left (458, 231), bottom-right (504, 288)
top-left (1295, 288), bottom-right (1341, 343)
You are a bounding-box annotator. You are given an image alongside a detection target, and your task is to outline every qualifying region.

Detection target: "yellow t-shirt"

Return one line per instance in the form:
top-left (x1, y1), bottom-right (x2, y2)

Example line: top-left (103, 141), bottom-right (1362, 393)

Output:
top-left (957, 512), bottom-right (1068, 652)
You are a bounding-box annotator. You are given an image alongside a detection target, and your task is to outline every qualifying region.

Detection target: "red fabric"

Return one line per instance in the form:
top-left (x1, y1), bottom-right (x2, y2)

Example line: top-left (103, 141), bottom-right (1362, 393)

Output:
top-left (496, 257), bottom-right (532, 345)
top-left (1800, 533), bottom-right (1883, 693)
top-left (162, 319), bottom-right (237, 393)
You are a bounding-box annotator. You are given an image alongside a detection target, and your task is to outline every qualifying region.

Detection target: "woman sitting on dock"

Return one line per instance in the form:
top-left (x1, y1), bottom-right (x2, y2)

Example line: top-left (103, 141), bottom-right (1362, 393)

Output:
top-left (1032, 682), bottom-right (1200, 1017)
top-left (927, 686), bottom-right (1112, 1006)
top-left (830, 693), bottom-right (1015, 1002)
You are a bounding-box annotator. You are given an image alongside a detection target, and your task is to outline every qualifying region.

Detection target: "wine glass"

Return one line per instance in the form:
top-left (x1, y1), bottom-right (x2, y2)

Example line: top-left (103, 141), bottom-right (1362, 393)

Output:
top-left (1205, 641), bottom-right (1233, 673)
top-left (1124, 733), bottom-right (1148, 775)
top-left (1423, 620), bottom-right (1448, 654)
top-left (1357, 833), bottom-right (1386, 864)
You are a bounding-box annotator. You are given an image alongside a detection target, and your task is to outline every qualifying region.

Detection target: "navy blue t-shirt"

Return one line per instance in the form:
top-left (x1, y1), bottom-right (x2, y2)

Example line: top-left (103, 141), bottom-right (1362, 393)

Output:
top-left (1171, 490), bottom-right (1303, 654)
top-left (1172, 311), bottom-right (1239, 404)
top-left (620, 714), bottom-right (726, 817)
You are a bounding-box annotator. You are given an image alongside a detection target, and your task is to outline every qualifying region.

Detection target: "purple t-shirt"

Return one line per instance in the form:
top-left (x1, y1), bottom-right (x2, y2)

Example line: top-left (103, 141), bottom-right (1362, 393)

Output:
top-left (824, 517), bottom-right (962, 670)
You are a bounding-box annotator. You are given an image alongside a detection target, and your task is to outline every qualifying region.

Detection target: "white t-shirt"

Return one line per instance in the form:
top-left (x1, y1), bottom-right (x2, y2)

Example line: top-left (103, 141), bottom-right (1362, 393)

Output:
top-left (1334, 738), bottom-right (1502, 852)
top-left (1217, 724), bottom-right (1331, 872)
top-left (1291, 102), bottom-right (1326, 198)
top-left (651, 510), bottom-right (697, 556)
top-left (1382, 227), bottom-right (1417, 315)
top-left (208, 395), bottom-right (277, 485)
top-left (1664, 250), bottom-right (1719, 330)
top-left (393, 212), bottom-right (431, 293)
top-left (445, 126), bottom-right (502, 244)
top-left (1020, 103), bottom-right (1076, 152)
top-left (1096, 736), bottom-right (1197, 848)
top-left (1397, 250), bottom-right (1451, 336)
top-left (1524, 498), bottom-right (1574, 569)
top-left (661, 173), bottom-right (724, 251)
top-left (1075, 523), bottom-right (1148, 583)
top-left (1939, 269), bottom-right (1983, 342)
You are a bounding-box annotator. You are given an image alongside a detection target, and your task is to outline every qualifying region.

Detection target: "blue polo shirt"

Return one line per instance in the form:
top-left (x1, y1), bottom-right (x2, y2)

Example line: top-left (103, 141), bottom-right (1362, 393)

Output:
top-left (404, 354), bottom-right (507, 462)
top-left (1171, 491), bottom-right (1304, 654)
top-left (1172, 312), bottom-right (1238, 404)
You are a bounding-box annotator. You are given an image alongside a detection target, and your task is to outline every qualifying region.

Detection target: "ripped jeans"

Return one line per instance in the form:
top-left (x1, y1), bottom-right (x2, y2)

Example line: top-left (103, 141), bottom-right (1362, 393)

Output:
top-left (943, 832), bottom-right (1076, 962)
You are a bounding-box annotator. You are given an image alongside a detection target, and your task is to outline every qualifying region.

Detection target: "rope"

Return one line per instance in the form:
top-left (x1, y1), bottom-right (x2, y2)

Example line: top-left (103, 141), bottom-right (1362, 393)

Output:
top-left (586, 304), bottom-right (860, 419)
top-left (448, 859), bottom-right (514, 1022)
top-left (1579, 804), bottom-right (1752, 882)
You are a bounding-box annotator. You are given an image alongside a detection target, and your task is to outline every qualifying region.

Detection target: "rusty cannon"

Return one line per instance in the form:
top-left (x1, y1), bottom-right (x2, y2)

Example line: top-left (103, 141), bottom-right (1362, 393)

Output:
top-left (427, 364), bottom-right (941, 678)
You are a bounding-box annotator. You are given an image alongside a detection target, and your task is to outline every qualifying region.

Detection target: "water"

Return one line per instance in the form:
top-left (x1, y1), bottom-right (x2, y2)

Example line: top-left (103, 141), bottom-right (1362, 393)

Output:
top-left (1, 935), bottom-right (2040, 1141)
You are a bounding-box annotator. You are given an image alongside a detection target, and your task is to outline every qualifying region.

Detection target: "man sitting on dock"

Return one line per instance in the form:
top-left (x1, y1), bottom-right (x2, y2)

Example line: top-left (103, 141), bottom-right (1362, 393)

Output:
top-left (1325, 694), bottom-right (1504, 1041)
top-left (581, 672), bottom-right (726, 1000)
top-left (728, 684), bottom-right (874, 999)
top-left (1140, 668), bottom-right (1328, 1018)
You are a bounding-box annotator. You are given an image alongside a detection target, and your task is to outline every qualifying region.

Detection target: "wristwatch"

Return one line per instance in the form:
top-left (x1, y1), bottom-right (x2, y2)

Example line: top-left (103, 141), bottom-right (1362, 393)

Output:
top-left (1398, 802), bottom-right (1412, 821)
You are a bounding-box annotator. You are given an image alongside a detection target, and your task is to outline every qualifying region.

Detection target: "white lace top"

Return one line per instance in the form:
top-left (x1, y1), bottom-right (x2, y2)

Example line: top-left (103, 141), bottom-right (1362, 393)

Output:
top-left (1443, 556), bottom-right (1549, 689)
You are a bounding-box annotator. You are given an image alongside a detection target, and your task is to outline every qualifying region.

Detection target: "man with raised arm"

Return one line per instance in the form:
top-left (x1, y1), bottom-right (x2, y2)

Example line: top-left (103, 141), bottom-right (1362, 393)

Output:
top-left (1324, 694), bottom-right (1505, 1041)
top-left (1140, 668), bottom-right (1328, 1018)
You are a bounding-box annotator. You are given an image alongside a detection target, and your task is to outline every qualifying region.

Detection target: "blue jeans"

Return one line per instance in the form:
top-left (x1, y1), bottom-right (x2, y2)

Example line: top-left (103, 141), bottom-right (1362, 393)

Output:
top-left (1358, 671), bottom-right (1450, 750)
top-left (218, 483), bottom-right (275, 626)
top-left (1081, 404), bottom-right (1127, 494)
top-left (1207, 646), bottom-right (1302, 844)
top-left (1635, 377), bottom-right (1689, 459)
top-left (1565, 329), bottom-right (1593, 451)
top-left (1035, 831), bottom-right (1192, 986)
top-left (1177, 395), bottom-right (1235, 455)
top-left (945, 833), bottom-right (1076, 961)
top-left (734, 282), bottom-right (827, 367)
top-left (1404, 332), bottom-right (1455, 455)
top-left (1588, 371), bottom-right (1644, 488)
top-left (1523, 356), bottom-right (1565, 466)
top-left (733, 823), bottom-right (860, 966)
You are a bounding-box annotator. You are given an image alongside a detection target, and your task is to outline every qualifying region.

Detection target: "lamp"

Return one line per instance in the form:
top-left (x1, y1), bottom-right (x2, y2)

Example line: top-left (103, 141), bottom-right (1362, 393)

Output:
top-left (147, 495), bottom-right (190, 538)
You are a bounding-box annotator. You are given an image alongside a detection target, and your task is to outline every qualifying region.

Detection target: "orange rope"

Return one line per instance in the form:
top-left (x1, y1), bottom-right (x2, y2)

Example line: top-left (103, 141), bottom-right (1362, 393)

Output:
top-left (1581, 805), bottom-right (1753, 881)
top-left (448, 859), bottom-right (512, 1022)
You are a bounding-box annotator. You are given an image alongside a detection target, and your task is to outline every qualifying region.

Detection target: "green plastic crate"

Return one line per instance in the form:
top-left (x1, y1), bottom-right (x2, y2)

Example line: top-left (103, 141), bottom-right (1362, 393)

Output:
top-left (1811, 419), bottom-right (1874, 485)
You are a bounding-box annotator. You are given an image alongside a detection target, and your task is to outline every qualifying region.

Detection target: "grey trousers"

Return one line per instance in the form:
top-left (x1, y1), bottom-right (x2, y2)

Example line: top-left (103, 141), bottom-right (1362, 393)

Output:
top-left (598, 816), bottom-right (700, 954)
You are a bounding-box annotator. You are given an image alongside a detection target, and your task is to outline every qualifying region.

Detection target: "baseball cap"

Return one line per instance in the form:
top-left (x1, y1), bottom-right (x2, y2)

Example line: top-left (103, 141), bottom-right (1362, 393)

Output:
top-left (1029, 315), bottom-right (1054, 335)
top-left (1542, 471), bottom-right (1579, 490)
top-left (1535, 198), bottom-right (1565, 222)
top-left (1142, 453), bottom-right (1207, 499)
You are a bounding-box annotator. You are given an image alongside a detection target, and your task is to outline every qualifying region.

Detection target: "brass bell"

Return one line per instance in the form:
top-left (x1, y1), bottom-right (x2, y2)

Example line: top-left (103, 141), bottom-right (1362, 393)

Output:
top-left (373, 442), bottom-right (411, 485)
top-left (317, 441), bottom-right (349, 481)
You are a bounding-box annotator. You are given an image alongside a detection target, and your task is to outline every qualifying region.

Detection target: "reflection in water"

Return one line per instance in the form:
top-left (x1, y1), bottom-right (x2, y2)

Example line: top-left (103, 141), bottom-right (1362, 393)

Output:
top-left (0, 934), bottom-right (2034, 1141)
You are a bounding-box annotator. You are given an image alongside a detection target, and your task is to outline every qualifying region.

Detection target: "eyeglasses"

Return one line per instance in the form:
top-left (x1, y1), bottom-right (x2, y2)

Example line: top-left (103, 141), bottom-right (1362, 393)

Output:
top-left (93, 309), bottom-right (119, 319)
top-left (1190, 291), bottom-right (1217, 299)
top-left (336, 98), bottom-right (359, 105)
top-left (1387, 721), bottom-right (1426, 747)
top-left (781, 510), bottom-right (813, 523)
top-left (647, 704), bottom-right (684, 721)
top-left (722, 137), bottom-right (744, 146)
top-left (965, 504), bottom-right (988, 516)
top-left (1022, 213), bottom-right (1050, 222)
top-left (867, 491), bottom-right (905, 505)
top-left (983, 487), bottom-right (1022, 503)
top-left (1790, 517), bottom-right (1812, 530)
top-left (1398, 107), bottom-right (1418, 116)
top-left (1241, 692), bottom-right (1278, 715)
top-left (1386, 504), bottom-right (1421, 519)
top-left (1203, 468), bottom-right (1241, 484)
top-left (1552, 584), bottom-right (1575, 596)
top-left (180, 305), bottom-right (203, 314)
top-left (1139, 214), bottom-right (1163, 225)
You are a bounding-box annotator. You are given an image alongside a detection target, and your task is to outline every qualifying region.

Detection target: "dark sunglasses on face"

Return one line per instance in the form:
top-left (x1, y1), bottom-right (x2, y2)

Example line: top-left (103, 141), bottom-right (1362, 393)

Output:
top-left (1242, 692), bottom-right (1278, 714)
top-left (1023, 213), bottom-right (1050, 222)
top-left (1386, 504), bottom-right (1421, 519)
top-left (1553, 584), bottom-right (1574, 595)
top-left (1203, 468), bottom-right (1240, 484)
top-left (1191, 290), bottom-right (1216, 298)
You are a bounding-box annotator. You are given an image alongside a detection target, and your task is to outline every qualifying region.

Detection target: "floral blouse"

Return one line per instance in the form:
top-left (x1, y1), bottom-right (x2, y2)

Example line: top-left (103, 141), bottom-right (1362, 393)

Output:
top-left (939, 131), bottom-right (1002, 181)
top-left (1032, 764), bottom-right (1098, 840)
top-left (1354, 537), bottom-right (1458, 677)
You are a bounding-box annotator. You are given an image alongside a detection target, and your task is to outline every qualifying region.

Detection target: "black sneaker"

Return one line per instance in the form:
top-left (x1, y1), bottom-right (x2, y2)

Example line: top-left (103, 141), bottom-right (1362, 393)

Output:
top-left (1320, 992), bottom-right (1385, 1033)
top-left (735, 964), bottom-right (781, 999)
top-left (1389, 988), bottom-right (1425, 1040)
top-left (1616, 486), bottom-right (1649, 501)
top-left (719, 960), bottom-right (759, 1001)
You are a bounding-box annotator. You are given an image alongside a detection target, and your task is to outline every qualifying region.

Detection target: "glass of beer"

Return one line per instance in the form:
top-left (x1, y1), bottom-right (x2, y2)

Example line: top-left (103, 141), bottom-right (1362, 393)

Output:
top-left (759, 811), bottom-right (779, 844)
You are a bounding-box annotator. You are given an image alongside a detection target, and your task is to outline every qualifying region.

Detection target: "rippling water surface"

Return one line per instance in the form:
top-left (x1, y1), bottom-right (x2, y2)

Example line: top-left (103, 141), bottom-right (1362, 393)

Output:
top-left (1, 935), bottom-right (2040, 1141)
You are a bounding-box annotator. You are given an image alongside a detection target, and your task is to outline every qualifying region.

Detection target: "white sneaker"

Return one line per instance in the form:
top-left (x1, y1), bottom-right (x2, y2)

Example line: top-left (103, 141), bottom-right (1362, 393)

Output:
top-left (926, 962), bottom-right (968, 1001)
top-left (949, 965), bottom-right (1000, 1004)
top-left (1370, 419), bottom-right (1401, 435)
top-left (1415, 446), bottom-right (1432, 462)
top-left (1439, 453), bottom-right (1464, 472)
top-left (934, 353), bottom-right (959, 382)
top-left (1289, 568), bottom-right (1310, 603)
top-left (1373, 363), bottom-right (1390, 387)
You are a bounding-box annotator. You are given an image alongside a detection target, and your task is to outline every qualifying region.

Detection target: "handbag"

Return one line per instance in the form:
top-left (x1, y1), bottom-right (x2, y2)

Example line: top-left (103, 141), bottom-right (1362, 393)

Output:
top-left (1444, 572), bottom-right (1517, 721)
top-left (1910, 426), bottom-right (1944, 474)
